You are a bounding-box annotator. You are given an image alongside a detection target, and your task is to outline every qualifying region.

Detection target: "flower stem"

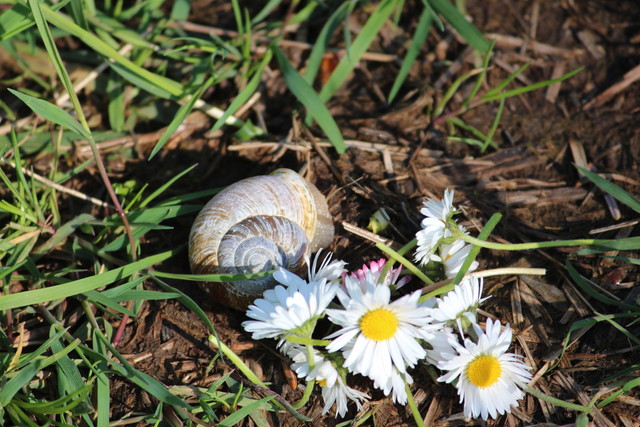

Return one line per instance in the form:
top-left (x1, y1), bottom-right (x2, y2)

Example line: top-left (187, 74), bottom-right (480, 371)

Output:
top-left (525, 385), bottom-right (592, 413)
top-left (285, 335), bottom-right (331, 347)
top-left (470, 267), bottom-right (546, 278)
top-left (455, 231), bottom-right (612, 251)
top-left (405, 381), bottom-right (425, 427)
top-left (376, 241), bottom-right (434, 285)
top-left (378, 239), bottom-right (417, 285)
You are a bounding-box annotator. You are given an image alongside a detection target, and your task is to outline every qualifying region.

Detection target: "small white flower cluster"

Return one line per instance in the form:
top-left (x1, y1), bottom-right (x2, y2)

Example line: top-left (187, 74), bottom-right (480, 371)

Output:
top-left (415, 188), bottom-right (479, 278)
top-left (242, 190), bottom-right (532, 421)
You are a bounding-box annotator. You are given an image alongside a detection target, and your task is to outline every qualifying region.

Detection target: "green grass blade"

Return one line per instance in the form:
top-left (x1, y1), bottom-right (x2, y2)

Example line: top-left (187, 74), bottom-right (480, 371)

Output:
top-left (274, 46), bottom-right (346, 154)
top-left (32, 213), bottom-right (94, 256)
top-left (566, 260), bottom-right (639, 311)
top-left (50, 331), bottom-right (93, 411)
top-left (434, 68), bottom-right (480, 117)
top-left (150, 75), bottom-right (215, 159)
top-left (111, 289), bottom-right (182, 301)
top-left (107, 69), bottom-right (125, 132)
top-left (9, 90), bottom-right (90, 140)
top-left (0, 1), bottom-right (68, 42)
top-left (463, 39), bottom-right (495, 108)
top-left (0, 250), bottom-right (176, 310)
top-left (303, 2), bottom-right (350, 85)
top-left (12, 384), bottom-right (92, 414)
top-left (170, 0), bottom-right (191, 20)
top-left (153, 188), bottom-right (221, 206)
top-left (481, 94), bottom-right (504, 152)
top-left (481, 67), bottom-right (583, 102)
top-left (67, 0), bottom-right (89, 29)
top-left (27, 0), bottom-right (92, 135)
top-left (484, 62), bottom-right (531, 97)
top-left (219, 396), bottom-right (275, 427)
top-left (41, 4), bottom-right (183, 98)
top-left (101, 276), bottom-right (147, 298)
top-left (598, 376), bottom-right (640, 407)
top-left (139, 164), bottom-right (198, 208)
top-left (152, 276), bottom-right (219, 337)
top-left (89, 330), bottom-right (193, 410)
top-left (153, 270), bottom-right (273, 283)
top-left (251, 0), bottom-right (284, 24)
top-left (606, 256), bottom-right (640, 265)
top-left (576, 165), bottom-right (640, 214)
top-left (318, 0), bottom-right (397, 104)
top-left (107, 61), bottom-right (176, 99)
top-left (100, 205), bottom-right (201, 252)
top-left (388, 6), bottom-right (433, 103)
top-left (83, 290), bottom-right (138, 316)
top-left (210, 50), bottom-right (272, 133)
top-left (0, 339), bottom-right (81, 406)
top-left (576, 236), bottom-right (640, 255)
top-left (93, 329), bottom-right (110, 427)
top-left (428, 0), bottom-right (488, 52)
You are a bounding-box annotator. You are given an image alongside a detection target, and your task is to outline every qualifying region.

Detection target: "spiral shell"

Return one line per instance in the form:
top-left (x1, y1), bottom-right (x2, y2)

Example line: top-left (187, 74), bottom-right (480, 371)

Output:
top-left (188, 168), bottom-right (335, 309)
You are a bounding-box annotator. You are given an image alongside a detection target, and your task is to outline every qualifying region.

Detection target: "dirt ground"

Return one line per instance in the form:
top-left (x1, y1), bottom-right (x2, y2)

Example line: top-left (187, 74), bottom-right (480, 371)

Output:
top-left (95, 0), bottom-right (640, 425)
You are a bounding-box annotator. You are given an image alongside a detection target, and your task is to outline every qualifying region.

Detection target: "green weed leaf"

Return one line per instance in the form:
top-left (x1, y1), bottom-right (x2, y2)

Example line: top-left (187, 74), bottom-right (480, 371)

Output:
top-left (9, 90), bottom-right (90, 139)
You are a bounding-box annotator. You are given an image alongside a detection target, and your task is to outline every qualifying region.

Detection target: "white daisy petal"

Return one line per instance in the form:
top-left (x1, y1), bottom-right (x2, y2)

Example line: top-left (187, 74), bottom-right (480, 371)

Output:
top-left (242, 268), bottom-right (338, 339)
top-left (429, 276), bottom-right (489, 335)
top-left (436, 319), bottom-right (533, 420)
top-left (325, 273), bottom-right (433, 384)
top-left (414, 189), bottom-right (457, 265)
top-left (373, 368), bottom-right (413, 405)
top-left (285, 344), bottom-right (369, 417)
top-left (307, 250), bottom-right (347, 284)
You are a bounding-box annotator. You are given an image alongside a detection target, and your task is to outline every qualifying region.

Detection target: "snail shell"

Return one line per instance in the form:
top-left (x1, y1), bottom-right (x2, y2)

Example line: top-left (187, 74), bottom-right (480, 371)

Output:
top-left (188, 168), bottom-right (335, 309)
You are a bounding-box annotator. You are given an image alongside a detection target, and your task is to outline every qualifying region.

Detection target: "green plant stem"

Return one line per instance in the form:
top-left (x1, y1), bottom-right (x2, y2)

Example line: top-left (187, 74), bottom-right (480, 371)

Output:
top-left (285, 336), bottom-right (331, 347)
top-left (378, 239), bottom-right (416, 283)
top-left (405, 381), bottom-right (425, 427)
top-left (292, 379), bottom-right (316, 409)
top-left (525, 385), bottom-right (592, 413)
top-left (455, 231), bottom-right (611, 251)
top-left (208, 335), bottom-right (268, 388)
top-left (376, 241), bottom-right (434, 285)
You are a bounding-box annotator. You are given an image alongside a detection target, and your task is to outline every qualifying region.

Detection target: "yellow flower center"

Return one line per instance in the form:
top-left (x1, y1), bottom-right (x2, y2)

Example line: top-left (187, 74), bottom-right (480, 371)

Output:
top-left (359, 308), bottom-right (398, 341)
top-left (318, 378), bottom-right (327, 387)
top-left (466, 355), bottom-right (502, 388)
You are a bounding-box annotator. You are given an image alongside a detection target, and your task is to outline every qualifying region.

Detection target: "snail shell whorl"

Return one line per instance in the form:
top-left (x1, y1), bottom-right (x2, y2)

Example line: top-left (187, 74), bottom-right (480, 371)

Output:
top-left (188, 168), bottom-right (335, 309)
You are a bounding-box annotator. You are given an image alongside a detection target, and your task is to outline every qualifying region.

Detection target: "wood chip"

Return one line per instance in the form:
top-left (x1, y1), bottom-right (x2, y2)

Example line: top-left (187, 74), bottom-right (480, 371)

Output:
top-left (341, 221), bottom-right (400, 249)
top-left (545, 61), bottom-right (567, 103)
top-left (576, 29), bottom-right (605, 60)
top-left (487, 33), bottom-right (579, 57)
top-left (521, 275), bottom-right (567, 304)
top-left (569, 138), bottom-right (589, 176)
top-left (583, 63), bottom-right (640, 110)
top-left (511, 278), bottom-right (525, 325)
top-left (490, 187), bottom-right (588, 207)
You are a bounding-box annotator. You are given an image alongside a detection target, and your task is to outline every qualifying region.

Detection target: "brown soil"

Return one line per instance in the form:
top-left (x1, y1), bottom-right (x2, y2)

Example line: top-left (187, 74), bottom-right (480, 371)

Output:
top-left (8, 0), bottom-right (640, 425)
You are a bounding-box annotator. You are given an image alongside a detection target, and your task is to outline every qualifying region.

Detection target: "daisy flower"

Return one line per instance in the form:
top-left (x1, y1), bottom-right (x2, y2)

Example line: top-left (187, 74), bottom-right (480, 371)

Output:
top-left (325, 277), bottom-right (435, 384)
top-left (439, 239), bottom-right (478, 279)
top-left (242, 268), bottom-right (338, 339)
top-left (415, 189), bottom-right (456, 265)
top-left (424, 329), bottom-right (458, 366)
top-left (372, 368), bottom-right (413, 405)
top-left (287, 344), bottom-right (369, 417)
top-left (307, 250), bottom-right (347, 284)
top-left (429, 276), bottom-right (489, 335)
top-left (348, 258), bottom-right (411, 290)
top-left (437, 319), bottom-right (533, 420)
